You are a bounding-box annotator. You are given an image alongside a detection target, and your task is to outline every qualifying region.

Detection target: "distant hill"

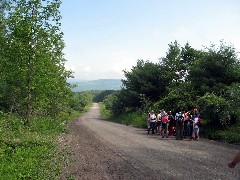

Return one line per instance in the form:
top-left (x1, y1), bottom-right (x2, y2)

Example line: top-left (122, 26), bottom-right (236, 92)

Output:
top-left (67, 79), bottom-right (87, 83)
top-left (68, 79), bottom-right (123, 92)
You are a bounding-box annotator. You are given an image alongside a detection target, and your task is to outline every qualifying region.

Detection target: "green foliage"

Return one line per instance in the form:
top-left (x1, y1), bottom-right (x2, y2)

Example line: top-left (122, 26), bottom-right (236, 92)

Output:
top-left (153, 82), bottom-right (197, 112)
top-left (100, 103), bottom-right (147, 127)
top-left (224, 83), bottom-right (240, 124)
top-left (69, 92), bottom-right (93, 112)
top-left (99, 102), bottom-right (112, 119)
top-left (103, 91), bottom-right (126, 115)
top-left (216, 125), bottom-right (240, 144)
top-left (197, 93), bottom-right (231, 128)
top-left (103, 93), bottom-right (117, 111)
top-left (0, 110), bottom-right (78, 179)
top-left (93, 90), bottom-right (116, 102)
top-left (123, 59), bottom-right (171, 103)
top-left (103, 40), bottom-right (240, 143)
top-left (114, 111), bottom-right (147, 127)
top-left (202, 125), bottom-right (240, 144)
top-left (0, 0), bottom-right (72, 118)
top-left (189, 42), bottom-right (240, 96)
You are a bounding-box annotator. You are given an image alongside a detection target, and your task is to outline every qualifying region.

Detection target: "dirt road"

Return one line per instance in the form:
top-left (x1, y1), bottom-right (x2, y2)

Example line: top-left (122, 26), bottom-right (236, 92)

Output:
top-left (59, 103), bottom-right (240, 180)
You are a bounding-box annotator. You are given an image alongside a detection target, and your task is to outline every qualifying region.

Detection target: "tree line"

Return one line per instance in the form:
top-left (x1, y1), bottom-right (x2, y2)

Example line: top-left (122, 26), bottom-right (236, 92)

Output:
top-left (0, 0), bottom-right (77, 122)
top-left (0, 0), bottom-right (116, 123)
top-left (103, 41), bottom-right (240, 136)
top-left (0, 1), bottom-right (96, 178)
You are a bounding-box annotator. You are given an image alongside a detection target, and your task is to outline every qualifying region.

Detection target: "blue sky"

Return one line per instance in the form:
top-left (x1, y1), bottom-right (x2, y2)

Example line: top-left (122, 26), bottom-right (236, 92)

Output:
top-left (60, 0), bottom-right (240, 80)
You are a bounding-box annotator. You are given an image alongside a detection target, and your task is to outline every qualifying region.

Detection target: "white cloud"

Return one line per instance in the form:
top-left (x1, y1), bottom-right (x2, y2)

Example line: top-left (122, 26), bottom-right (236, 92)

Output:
top-left (82, 66), bottom-right (91, 73)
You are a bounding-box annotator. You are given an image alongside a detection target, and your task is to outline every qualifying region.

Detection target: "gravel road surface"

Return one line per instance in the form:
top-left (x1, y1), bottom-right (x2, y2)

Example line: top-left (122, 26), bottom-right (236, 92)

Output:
top-left (59, 103), bottom-right (240, 180)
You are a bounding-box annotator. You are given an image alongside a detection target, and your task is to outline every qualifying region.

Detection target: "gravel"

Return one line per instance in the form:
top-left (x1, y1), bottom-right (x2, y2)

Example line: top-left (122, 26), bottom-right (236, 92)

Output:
top-left (59, 103), bottom-right (240, 180)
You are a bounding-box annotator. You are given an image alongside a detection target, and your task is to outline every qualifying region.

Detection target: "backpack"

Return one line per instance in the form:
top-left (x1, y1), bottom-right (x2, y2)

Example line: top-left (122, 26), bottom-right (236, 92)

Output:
top-left (197, 118), bottom-right (203, 127)
top-left (162, 115), bottom-right (169, 123)
top-left (177, 114), bottom-right (184, 124)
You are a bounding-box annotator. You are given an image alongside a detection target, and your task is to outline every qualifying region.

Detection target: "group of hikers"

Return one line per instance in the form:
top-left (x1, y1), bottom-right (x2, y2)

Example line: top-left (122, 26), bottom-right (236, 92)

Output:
top-left (147, 108), bottom-right (202, 140)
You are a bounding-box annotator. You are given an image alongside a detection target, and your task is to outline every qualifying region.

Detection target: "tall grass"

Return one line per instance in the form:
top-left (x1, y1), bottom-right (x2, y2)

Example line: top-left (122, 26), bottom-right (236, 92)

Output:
top-left (0, 111), bottom-right (79, 179)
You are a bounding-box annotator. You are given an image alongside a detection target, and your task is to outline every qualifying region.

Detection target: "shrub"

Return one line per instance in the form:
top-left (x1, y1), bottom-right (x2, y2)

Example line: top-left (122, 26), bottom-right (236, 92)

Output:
top-left (197, 93), bottom-right (231, 128)
top-left (0, 111), bottom-right (77, 179)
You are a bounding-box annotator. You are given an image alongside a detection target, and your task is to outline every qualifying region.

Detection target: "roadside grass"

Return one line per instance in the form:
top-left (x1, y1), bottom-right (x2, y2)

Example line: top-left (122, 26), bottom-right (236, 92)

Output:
top-left (113, 112), bottom-right (147, 127)
top-left (202, 125), bottom-right (240, 144)
top-left (99, 103), bottom-right (112, 119)
top-left (0, 110), bottom-right (79, 179)
top-left (99, 103), bottom-right (147, 128)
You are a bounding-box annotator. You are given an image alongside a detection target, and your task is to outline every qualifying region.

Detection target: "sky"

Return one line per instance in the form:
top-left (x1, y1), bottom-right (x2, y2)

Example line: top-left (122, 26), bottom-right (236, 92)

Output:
top-left (60, 0), bottom-right (240, 80)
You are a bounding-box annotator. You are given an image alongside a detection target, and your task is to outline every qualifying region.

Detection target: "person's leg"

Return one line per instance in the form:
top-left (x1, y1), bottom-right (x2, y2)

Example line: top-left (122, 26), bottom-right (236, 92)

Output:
top-left (162, 123), bottom-right (166, 137)
top-left (196, 128), bottom-right (199, 140)
top-left (160, 123), bottom-right (162, 135)
top-left (190, 123), bottom-right (193, 138)
top-left (192, 128), bottom-right (197, 139)
top-left (166, 123), bottom-right (169, 138)
top-left (152, 122), bottom-right (156, 134)
top-left (156, 122), bottom-right (160, 134)
top-left (176, 123), bottom-right (180, 140)
top-left (180, 125), bottom-right (183, 140)
top-left (147, 126), bottom-right (150, 134)
top-left (183, 121), bottom-right (187, 137)
top-left (162, 128), bottom-right (164, 138)
top-left (168, 124), bottom-right (173, 136)
top-left (148, 122), bottom-right (152, 134)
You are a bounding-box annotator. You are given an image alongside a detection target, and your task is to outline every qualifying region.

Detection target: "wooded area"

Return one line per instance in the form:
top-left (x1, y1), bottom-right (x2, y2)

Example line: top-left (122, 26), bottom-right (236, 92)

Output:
top-left (1, 0), bottom-right (240, 178)
top-left (0, 1), bottom-right (92, 178)
top-left (0, 0), bottom-right (74, 121)
top-left (103, 41), bottom-right (240, 143)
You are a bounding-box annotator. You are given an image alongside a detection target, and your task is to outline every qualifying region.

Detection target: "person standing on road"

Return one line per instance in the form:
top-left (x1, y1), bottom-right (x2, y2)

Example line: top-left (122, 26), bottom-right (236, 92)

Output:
top-left (192, 108), bottom-right (200, 140)
top-left (175, 111), bottom-right (184, 140)
top-left (156, 110), bottom-right (162, 135)
top-left (183, 111), bottom-right (191, 137)
top-left (192, 116), bottom-right (200, 140)
top-left (189, 111), bottom-right (194, 137)
top-left (161, 110), bottom-right (169, 138)
top-left (168, 111), bottom-right (175, 136)
top-left (228, 151), bottom-right (240, 168)
top-left (147, 111), bottom-right (151, 130)
top-left (147, 110), bottom-right (156, 134)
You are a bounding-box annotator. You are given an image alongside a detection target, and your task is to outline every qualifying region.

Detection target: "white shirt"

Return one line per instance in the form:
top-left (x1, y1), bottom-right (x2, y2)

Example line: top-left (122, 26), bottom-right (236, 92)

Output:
top-left (193, 117), bottom-right (199, 128)
top-left (149, 113), bottom-right (156, 122)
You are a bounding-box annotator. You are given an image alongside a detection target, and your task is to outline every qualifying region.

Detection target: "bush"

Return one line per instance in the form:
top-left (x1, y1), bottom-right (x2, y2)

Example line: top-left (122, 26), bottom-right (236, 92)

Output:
top-left (204, 125), bottom-right (240, 144)
top-left (99, 104), bottom-right (148, 128)
top-left (0, 111), bottom-right (77, 179)
top-left (225, 83), bottom-right (240, 124)
top-left (114, 111), bottom-right (148, 127)
top-left (197, 93), bottom-right (231, 128)
top-left (153, 82), bottom-right (197, 113)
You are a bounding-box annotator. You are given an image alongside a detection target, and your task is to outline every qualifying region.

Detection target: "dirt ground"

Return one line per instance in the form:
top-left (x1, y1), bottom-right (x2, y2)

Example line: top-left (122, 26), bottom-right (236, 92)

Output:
top-left (58, 103), bottom-right (240, 180)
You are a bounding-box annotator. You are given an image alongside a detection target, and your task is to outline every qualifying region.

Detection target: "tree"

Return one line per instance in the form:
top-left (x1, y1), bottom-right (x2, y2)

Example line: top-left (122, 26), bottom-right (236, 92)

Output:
top-left (122, 59), bottom-right (171, 103)
top-left (154, 81), bottom-right (197, 112)
top-left (225, 83), bottom-right (240, 124)
top-left (69, 92), bottom-right (93, 112)
top-left (160, 41), bottom-right (202, 83)
top-left (0, 0), bottom-right (72, 119)
top-left (197, 93), bottom-right (231, 128)
top-left (93, 90), bottom-right (116, 102)
top-left (189, 42), bottom-right (240, 96)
